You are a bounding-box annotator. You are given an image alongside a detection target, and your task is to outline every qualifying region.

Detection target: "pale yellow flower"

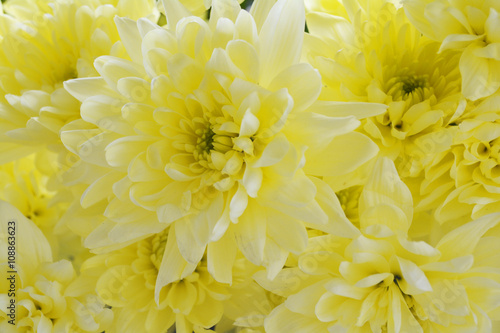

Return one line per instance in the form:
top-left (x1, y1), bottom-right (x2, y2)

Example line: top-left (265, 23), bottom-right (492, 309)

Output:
top-left (0, 155), bottom-right (91, 266)
top-left (77, 226), bottom-right (270, 333)
top-left (0, 201), bottom-right (112, 333)
top-left (0, 0), bottom-right (157, 166)
top-left (0, 155), bottom-right (61, 230)
top-left (61, 0), bottom-right (380, 283)
top-left (420, 93), bottom-right (500, 230)
top-left (305, 0), bottom-right (463, 177)
top-left (0, 0), bottom-right (159, 266)
top-left (259, 158), bottom-right (500, 332)
top-left (404, 0), bottom-right (500, 100)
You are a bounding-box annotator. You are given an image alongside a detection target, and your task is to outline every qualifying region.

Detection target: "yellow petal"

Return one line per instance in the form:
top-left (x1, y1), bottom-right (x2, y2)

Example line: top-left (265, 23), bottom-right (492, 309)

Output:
top-left (436, 212), bottom-right (500, 261)
top-left (207, 230), bottom-right (237, 284)
top-left (264, 304), bottom-right (328, 333)
top-left (167, 280), bottom-right (197, 315)
top-left (155, 228), bottom-right (197, 303)
top-left (359, 157), bottom-right (413, 224)
top-left (305, 132), bottom-right (378, 177)
top-left (258, 0), bottom-right (305, 87)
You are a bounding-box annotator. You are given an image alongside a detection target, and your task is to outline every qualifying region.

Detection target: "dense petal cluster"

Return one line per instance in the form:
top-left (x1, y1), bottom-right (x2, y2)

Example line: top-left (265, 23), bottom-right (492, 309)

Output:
top-left (261, 159), bottom-right (500, 332)
top-left (1, 0), bottom-right (500, 332)
top-left (305, 0), bottom-right (463, 177)
top-left (60, 0), bottom-right (379, 286)
top-left (404, 0), bottom-right (500, 101)
top-left (0, 201), bottom-right (112, 333)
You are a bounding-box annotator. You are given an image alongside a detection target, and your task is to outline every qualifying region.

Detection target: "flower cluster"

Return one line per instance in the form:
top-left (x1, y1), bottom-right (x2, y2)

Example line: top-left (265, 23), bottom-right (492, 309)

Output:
top-left (1, 0), bottom-right (500, 332)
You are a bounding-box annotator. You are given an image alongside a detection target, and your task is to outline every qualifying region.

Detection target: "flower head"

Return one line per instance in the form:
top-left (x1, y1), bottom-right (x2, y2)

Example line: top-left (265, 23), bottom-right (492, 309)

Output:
top-left (260, 158), bottom-right (500, 332)
top-left (0, 0), bottom-right (157, 165)
top-left (80, 226), bottom-right (269, 333)
top-left (305, 0), bottom-right (463, 177)
top-left (62, 0), bottom-right (379, 284)
top-left (404, 0), bottom-right (500, 100)
top-left (0, 201), bottom-right (112, 333)
top-left (420, 93), bottom-right (500, 230)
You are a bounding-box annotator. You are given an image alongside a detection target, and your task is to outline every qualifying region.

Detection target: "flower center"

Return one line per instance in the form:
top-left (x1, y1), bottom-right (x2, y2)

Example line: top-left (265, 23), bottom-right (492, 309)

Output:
top-left (194, 125), bottom-right (215, 161)
top-left (386, 74), bottom-right (430, 102)
top-left (336, 186), bottom-right (363, 224)
top-left (401, 75), bottom-right (427, 96)
top-left (150, 229), bottom-right (169, 270)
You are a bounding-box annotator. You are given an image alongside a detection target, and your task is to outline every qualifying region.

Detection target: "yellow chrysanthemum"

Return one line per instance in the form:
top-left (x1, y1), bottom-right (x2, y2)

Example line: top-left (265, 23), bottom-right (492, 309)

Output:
top-left (259, 158), bottom-right (500, 332)
top-left (76, 226), bottom-right (271, 333)
top-left (0, 0), bottom-right (159, 267)
top-left (419, 93), bottom-right (500, 230)
top-left (0, 0), bottom-right (157, 167)
top-left (0, 155), bottom-right (91, 266)
top-left (304, 0), bottom-right (463, 177)
top-left (0, 155), bottom-right (61, 230)
top-left (404, 0), bottom-right (500, 101)
top-left (61, 0), bottom-right (381, 283)
top-left (0, 201), bottom-right (112, 333)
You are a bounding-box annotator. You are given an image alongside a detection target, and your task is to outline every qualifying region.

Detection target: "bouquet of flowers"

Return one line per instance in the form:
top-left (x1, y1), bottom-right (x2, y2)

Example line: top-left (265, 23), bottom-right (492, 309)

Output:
top-left (1, 0), bottom-right (500, 332)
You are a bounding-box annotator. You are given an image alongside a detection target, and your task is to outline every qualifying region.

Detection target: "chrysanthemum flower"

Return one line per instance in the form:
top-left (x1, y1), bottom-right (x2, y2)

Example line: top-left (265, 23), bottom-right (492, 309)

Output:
top-left (0, 0), bottom-right (157, 167)
top-left (420, 93), bottom-right (500, 228)
top-left (76, 226), bottom-right (271, 333)
top-left (0, 155), bottom-right (90, 266)
top-left (61, 0), bottom-right (382, 282)
top-left (0, 201), bottom-right (112, 333)
top-left (304, 0), bottom-right (463, 177)
top-left (259, 158), bottom-right (500, 332)
top-left (404, 0), bottom-right (500, 101)
top-left (0, 155), bottom-right (61, 231)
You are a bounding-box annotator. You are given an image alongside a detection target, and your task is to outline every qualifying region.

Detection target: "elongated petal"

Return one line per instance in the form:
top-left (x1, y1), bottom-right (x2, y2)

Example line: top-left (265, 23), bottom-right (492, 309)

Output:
top-left (359, 157), bottom-right (413, 224)
top-left (436, 212), bottom-right (500, 261)
top-left (207, 229), bottom-right (237, 284)
top-left (460, 43), bottom-right (500, 100)
top-left (162, 0), bottom-right (191, 30)
top-left (259, 0), bottom-right (305, 87)
top-left (155, 228), bottom-right (197, 303)
top-left (305, 132), bottom-right (378, 177)
top-left (115, 17), bottom-right (143, 64)
top-left (233, 200), bottom-right (266, 265)
top-left (265, 304), bottom-right (328, 333)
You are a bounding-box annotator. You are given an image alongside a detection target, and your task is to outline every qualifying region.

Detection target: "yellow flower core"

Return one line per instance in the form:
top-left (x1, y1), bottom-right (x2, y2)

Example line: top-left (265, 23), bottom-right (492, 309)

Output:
top-left (190, 118), bottom-right (238, 169)
top-left (387, 74), bottom-right (429, 103)
top-left (336, 185), bottom-right (362, 224)
top-left (166, 97), bottom-right (260, 196)
top-left (149, 229), bottom-right (169, 270)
